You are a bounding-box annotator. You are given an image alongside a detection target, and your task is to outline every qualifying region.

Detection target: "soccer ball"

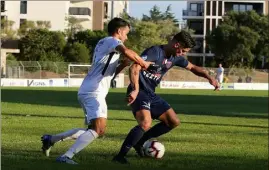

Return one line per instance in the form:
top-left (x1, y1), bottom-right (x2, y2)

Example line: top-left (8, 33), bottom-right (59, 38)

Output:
top-left (143, 140), bottom-right (165, 159)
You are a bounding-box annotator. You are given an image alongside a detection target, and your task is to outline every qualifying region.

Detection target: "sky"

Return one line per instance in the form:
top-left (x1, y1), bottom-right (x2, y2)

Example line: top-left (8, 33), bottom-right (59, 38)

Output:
top-left (129, 1), bottom-right (187, 20)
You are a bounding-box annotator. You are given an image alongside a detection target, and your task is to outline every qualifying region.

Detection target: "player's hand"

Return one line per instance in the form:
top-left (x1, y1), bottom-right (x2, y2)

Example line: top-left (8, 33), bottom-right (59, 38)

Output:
top-left (143, 61), bottom-right (151, 70)
top-left (127, 90), bottom-right (139, 106)
top-left (209, 77), bottom-right (220, 91)
top-left (147, 64), bottom-right (161, 74)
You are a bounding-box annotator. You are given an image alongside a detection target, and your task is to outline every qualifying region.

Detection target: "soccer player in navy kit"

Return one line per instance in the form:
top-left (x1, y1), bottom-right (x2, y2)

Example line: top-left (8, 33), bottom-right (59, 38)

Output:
top-left (113, 31), bottom-right (220, 164)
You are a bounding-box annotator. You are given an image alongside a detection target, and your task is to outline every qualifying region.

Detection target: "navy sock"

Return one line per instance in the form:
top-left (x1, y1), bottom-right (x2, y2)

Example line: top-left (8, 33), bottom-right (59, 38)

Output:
top-left (117, 125), bottom-right (145, 157)
top-left (135, 122), bottom-right (172, 148)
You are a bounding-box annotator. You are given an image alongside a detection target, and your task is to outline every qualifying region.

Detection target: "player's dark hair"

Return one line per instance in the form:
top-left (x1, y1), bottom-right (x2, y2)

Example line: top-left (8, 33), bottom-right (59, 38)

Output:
top-left (107, 17), bottom-right (130, 35)
top-left (172, 31), bottom-right (196, 48)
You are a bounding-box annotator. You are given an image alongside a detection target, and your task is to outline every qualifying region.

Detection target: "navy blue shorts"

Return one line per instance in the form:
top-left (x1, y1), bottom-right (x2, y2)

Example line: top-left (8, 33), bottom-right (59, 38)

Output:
top-left (127, 88), bottom-right (171, 120)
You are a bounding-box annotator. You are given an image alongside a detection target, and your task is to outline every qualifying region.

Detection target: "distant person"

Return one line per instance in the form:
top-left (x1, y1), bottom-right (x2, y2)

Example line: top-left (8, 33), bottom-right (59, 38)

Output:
top-left (216, 63), bottom-right (224, 85)
top-left (237, 76), bottom-right (243, 83)
top-left (245, 75), bottom-right (252, 83)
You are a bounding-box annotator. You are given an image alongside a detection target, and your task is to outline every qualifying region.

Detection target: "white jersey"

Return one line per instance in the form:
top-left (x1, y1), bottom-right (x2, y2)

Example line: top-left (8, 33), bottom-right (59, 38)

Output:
top-left (78, 37), bottom-right (123, 96)
top-left (216, 67), bottom-right (224, 77)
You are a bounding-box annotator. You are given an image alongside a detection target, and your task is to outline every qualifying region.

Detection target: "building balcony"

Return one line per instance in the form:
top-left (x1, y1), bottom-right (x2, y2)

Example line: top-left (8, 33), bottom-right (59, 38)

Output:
top-left (69, 7), bottom-right (91, 21)
top-left (182, 10), bottom-right (204, 19)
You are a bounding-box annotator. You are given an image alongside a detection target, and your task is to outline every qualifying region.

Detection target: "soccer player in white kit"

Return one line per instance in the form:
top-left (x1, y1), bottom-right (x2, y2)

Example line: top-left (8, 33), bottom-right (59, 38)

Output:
top-left (41, 18), bottom-right (156, 164)
top-left (216, 63), bottom-right (224, 86)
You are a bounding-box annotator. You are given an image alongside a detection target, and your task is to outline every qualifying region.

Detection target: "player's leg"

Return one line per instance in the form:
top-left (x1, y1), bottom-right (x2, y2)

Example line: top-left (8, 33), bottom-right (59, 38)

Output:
top-left (113, 109), bottom-right (152, 164)
top-left (134, 96), bottom-right (179, 155)
top-left (41, 96), bottom-right (90, 156)
top-left (41, 128), bottom-right (86, 157)
top-left (219, 76), bottom-right (223, 90)
top-left (113, 90), bottom-right (152, 164)
top-left (56, 95), bottom-right (107, 164)
top-left (216, 76), bottom-right (222, 90)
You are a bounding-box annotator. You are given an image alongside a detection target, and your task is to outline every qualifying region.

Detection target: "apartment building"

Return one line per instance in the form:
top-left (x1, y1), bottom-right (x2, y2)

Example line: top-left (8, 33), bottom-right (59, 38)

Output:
top-left (182, 0), bottom-right (268, 66)
top-left (0, 1), bottom-right (128, 31)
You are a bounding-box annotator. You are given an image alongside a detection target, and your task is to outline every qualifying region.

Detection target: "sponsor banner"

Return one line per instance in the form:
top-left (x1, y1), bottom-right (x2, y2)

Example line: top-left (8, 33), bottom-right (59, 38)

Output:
top-left (234, 83), bottom-right (268, 90)
top-left (160, 81), bottom-right (214, 89)
top-left (161, 81), bottom-right (268, 90)
top-left (1, 79), bottom-right (27, 87)
top-left (221, 83), bottom-right (234, 90)
top-left (27, 79), bottom-right (49, 87)
top-left (49, 79), bottom-right (68, 87)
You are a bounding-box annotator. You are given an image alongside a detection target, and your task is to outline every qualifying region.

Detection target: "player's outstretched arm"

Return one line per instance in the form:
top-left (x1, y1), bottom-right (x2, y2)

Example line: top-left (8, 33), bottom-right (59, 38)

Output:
top-left (116, 45), bottom-right (150, 70)
top-left (127, 63), bottom-right (142, 105)
top-left (185, 62), bottom-right (219, 90)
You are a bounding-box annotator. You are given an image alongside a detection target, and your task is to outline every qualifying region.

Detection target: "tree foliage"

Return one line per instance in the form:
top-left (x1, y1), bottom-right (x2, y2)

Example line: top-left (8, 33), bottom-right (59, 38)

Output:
top-left (65, 16), bottom-right (83, 39)
top-left (18, 20), bottom-right (51, 37)
top-left (142, 5), bottom-right (179, 25)
top-left (63, 42), bottom-right (89, 63)
top-left (18, 29), bottom-right (66, 61)
top-left (1, 19), bottom-right (17, 40)
top-left (73, 30), bottom-right (107, 61)
top-left (207, 11), bottom-right (268, 68)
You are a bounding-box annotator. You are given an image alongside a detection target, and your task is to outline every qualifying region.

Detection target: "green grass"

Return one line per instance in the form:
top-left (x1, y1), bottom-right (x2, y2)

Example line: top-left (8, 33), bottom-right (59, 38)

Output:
top-left (1, 87), bottom-right (268, 170)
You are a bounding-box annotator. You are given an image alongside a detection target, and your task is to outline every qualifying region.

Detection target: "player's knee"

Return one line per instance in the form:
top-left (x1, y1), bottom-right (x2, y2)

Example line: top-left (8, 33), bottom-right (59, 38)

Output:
top-left (96, 128), bottom-right (106, 136)
top-left (169, 117), bottom-right (180, 128)
top-left (92, 127), bottom-right (106, 136)
top-left (139, 120), bottom-right (152, 131)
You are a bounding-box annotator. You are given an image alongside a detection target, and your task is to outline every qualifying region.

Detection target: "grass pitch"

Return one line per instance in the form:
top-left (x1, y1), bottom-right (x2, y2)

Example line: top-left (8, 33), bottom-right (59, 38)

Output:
top-left (1, 87), bottom-right (268, 170)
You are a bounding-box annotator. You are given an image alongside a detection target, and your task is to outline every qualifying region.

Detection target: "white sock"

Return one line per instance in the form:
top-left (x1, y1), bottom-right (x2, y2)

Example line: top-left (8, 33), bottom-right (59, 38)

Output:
top-left (51, 128), bottom-right (86, 143)
top-left (64, 129), bottom-right (98, 158)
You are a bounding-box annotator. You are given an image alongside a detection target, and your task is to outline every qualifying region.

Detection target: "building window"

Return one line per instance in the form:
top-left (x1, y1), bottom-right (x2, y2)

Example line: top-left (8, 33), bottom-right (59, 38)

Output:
top-left (233, 4), bottom-right (253, 12)
top-left (104, 2), bottom-right (108, 19)
top-left (233, 4), bottom-right (239, 11)
top-left (20, 19), bottom-right (26, 28)
top-left (246, 5), bottom-right (253, 11)
top-left (239, 5), bottom-right (245, 12)
top-left (69, 7), bottom-right (91, 16)
top-left (20, 1), bottom-right (27, 14)
top-left (190, 3), bottom-right (197, 11)
top-left (1, 1), bottom-right (5, 12)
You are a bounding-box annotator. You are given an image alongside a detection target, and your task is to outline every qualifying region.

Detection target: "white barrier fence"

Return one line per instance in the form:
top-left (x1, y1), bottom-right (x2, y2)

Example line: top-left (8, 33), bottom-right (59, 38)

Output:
top-left (1, 73), bottom-right (125, 88)
top-left (1, 78), bottom-right (268, 90)
top-left (160, 81), bottom-right (268, 90)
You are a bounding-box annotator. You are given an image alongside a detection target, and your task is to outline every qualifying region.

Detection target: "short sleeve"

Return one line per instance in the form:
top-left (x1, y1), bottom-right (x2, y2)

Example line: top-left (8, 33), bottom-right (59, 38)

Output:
top-left (140, 46), bottom-right (160, 62)
top-left (174, 56), bottom-right (189, 68)
top-left (107, 38), bottom-right (123, 53)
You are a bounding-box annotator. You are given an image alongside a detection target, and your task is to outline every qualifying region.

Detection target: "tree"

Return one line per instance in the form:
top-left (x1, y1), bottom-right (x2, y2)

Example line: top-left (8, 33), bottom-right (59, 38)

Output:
top-left (65, 16), bottom-right (83, 39)
top-left (63, 42), bottom-right (89, 63)
top-left (17, 20), bottom-right (51, 37)
top-left (124, 20), bottom-right (168, 54)
top-left (207, 24), bottom-right (259, 68)
top-left (1, 19), bottom-right (17, 40)
top-left (142, 5), bottom-right (164, 23)
top-left (163, 5), bottom-right (179, 25)
top-left (207, 11), bottom-right (268, 68)
top-left (36, 20), bottom-right (51, 29)
top-left (222, 11), bottom-right (269, 67)
top-left (73, 30), bottom-right (107, 62)
top-left (18, 29), bottom-right (66, 61)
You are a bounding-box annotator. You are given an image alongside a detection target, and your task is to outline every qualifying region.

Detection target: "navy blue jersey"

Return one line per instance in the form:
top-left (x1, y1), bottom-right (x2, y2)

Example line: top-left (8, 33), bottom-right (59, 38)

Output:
top-left (137, 45), bottom-right (189, 93)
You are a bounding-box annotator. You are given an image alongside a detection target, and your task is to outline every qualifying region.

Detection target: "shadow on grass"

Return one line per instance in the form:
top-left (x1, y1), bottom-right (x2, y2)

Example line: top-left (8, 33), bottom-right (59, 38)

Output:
top-left (1, 148), bottom-right (268, 170)
top-left (2, 88), bottom-right (268, 119)
top-left (2, 113), bottom-right (268, 129)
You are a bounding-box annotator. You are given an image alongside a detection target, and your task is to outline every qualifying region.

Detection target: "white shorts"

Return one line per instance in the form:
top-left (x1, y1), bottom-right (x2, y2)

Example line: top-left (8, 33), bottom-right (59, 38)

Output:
top-left (216, 76), bottom-right (223, 83)
top-left (78, 94), bottom-right (107, 125)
